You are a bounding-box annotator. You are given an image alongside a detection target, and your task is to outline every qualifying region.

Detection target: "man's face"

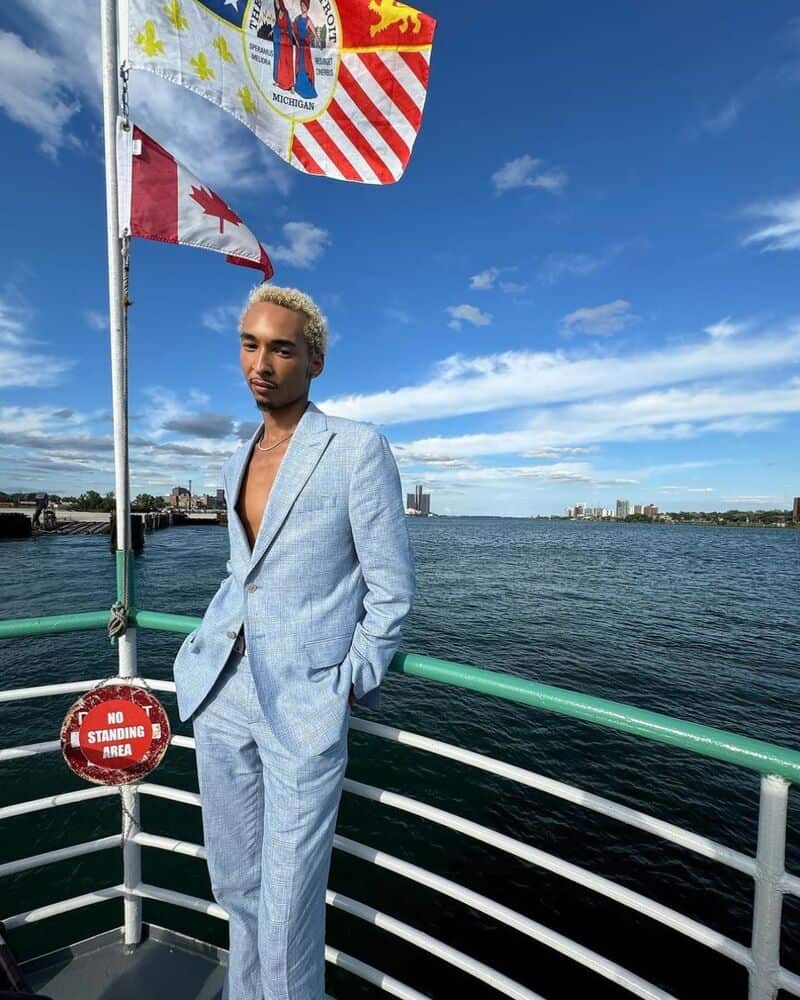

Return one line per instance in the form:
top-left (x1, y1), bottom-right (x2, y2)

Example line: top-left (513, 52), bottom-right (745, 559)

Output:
top-left (240, 302), bottom-right (323, 411)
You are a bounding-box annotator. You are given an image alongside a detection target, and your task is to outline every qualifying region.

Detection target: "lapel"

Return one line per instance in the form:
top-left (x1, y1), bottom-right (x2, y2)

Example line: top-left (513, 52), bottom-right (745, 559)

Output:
top-left (228, 401), bottom-right (333, 574)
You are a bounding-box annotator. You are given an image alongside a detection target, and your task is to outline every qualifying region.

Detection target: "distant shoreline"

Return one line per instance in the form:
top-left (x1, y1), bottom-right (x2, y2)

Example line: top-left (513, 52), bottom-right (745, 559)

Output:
top-left (408, 514), bottom-right (799, 528)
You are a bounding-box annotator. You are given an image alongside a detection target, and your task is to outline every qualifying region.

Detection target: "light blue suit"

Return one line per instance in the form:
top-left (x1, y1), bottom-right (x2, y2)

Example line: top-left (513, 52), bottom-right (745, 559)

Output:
top-left (173, 400), bottom-right (415, 999)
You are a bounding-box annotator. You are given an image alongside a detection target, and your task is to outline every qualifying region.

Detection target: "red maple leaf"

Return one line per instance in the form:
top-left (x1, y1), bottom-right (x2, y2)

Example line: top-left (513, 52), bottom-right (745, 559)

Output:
top-left (190, 186), bottom-right (242, 234)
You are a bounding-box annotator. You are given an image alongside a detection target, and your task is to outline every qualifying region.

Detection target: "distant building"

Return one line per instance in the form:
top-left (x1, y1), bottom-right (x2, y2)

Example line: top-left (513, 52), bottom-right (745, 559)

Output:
top-left (406, 484), bottom-right (431, 516)
top-left (634, 504), bottom-right (643, 515)
top-left (644, 504), bottom-right (659, 519)
top-left (217, 488), bottom-right (226, 508)
top-left (794, 497), bottom-right (800, 523)
top-left (169, 486), bottom-right (191, 510)
top-left (616, 499), bottom-right (631, 519)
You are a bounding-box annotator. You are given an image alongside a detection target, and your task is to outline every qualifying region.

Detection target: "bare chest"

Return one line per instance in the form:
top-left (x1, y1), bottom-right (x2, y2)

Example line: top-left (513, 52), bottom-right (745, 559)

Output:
top-left (235, 451), bottom-right (285, 551)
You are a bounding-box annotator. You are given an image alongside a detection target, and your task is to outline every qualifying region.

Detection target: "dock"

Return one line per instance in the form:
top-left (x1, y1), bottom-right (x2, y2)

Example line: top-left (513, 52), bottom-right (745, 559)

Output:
top-left (0, 510), bottom-right (227, 548)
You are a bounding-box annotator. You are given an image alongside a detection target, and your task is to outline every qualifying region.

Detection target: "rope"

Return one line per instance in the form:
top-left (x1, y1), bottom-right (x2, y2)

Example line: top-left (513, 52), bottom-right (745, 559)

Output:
top-left (108, 602), bottom-right (128, 644)
top-left (120, 61), bottom-right (131, 130)
top-left (111, 56), bottom-right (133, 646)
top-left (119, 787), bottom-right (140, 843)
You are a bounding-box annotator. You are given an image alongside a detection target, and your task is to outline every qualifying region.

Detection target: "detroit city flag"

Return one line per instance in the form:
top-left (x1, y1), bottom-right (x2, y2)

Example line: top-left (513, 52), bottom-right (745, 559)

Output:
top-left (117, 123), bottom-right (274, 278)
top-left (121, 0), bottom-right (436, 184)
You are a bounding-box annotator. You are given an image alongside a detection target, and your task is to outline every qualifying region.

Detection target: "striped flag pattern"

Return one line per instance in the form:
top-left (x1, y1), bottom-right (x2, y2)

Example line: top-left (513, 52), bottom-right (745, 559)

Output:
top-left (125, 0), bottom-right (437, 186)
top-left (291, 49), bottom-right (432, 183)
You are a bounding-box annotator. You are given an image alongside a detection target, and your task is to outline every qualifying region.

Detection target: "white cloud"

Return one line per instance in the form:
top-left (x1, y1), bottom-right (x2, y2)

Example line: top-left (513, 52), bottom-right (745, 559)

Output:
top-left (0, 31), bottom-right (81, 157)
top-left (398, 460), bottom-right (636, 487)
top-left (0, 406), bottom-right (87, 437)
top-left (0, 296), bottom-right (76, 388)
top-left (538, 246), bottom-right (624, 286)
top-left (0, 301), bottom-right (25, 346)
top-left (492, 154), bottom-right (568, 195)
top-left (720, 495), bottom-right (788, 506)
top-left (319, 325), bottom-right (800, 427)
top-left (468, 268), bottom-right (528, 296)
top-left (500, 281), bottom-right (529, 295)
top-left (447, 305), bottom-right (493, 330)
top-left (84, 310), bottom-right (108, 331)
top-left (0, 400), bottom-right (247, 493)
top-left (268, 222), bottom-right (330, 269)
top-left (702, 415), bottom-right (782, 433)
top-left (562, 300), bottom-right (634, 336)
top-left (386, 382), bottom-right (800, 462)
top-left (658, 486), bottom-right (715, 493)
top-left (470, 267), bottom-right (501, 290)
top-left (202, 304), bottom-right (241, 333)
top-left (701, 99), bottom-right (742, 135)
top-left (384, 307), bottom-right (412, 325)
top-left (704, 317), bottom-right (749, 339)
top-left (521, 446), bottom-right (597, 458)
top-left (743, 193), bottom-right (800, 252)
top-left (4, 5), bottom-right (293, 195)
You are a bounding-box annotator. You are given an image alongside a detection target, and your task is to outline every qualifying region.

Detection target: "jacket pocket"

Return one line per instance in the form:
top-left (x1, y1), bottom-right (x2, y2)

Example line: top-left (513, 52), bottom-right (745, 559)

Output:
top-left (304, 632), bottom-right (352, 670)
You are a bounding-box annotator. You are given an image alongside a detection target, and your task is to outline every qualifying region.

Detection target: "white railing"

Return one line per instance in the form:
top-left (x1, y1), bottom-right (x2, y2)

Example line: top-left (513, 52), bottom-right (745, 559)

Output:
top-left (1, 678), bottom-right (799, 999)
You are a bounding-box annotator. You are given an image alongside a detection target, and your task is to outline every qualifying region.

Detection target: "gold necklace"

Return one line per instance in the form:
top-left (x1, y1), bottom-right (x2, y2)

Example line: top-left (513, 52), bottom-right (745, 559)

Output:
top-left (256, 429), bottom-right (295, 453)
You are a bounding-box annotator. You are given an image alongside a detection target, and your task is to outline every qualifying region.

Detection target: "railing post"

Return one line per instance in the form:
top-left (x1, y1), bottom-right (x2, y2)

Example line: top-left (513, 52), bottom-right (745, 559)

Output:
top-left (749, 774), bottom-right (788, 1000)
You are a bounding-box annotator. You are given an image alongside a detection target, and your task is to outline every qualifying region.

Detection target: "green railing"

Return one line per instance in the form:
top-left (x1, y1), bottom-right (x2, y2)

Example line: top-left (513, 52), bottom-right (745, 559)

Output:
top-left (3, 607), bottom-right (800, 784)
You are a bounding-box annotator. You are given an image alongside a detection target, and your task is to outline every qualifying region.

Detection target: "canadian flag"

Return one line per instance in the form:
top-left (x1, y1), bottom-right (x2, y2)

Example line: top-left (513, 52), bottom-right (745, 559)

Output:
top-left (117, 123), bottom-right (273, 280)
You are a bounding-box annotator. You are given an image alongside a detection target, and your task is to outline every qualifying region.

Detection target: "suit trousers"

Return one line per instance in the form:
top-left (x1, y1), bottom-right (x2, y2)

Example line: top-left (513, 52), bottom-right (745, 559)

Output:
top-left (192, 645), bottom-right (349, 1000)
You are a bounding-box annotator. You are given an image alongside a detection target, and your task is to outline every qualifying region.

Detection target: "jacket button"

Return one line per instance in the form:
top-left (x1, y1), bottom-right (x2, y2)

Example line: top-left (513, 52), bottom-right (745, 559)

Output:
top-left (245, 583), bottom-right (258, 592)
top-left (225, 630), bottom-right (237, 639)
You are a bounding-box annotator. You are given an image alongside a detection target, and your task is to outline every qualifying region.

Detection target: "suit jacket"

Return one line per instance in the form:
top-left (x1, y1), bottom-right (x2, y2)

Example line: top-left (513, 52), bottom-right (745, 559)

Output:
top-left (172, 400), bottom-right (415, 756)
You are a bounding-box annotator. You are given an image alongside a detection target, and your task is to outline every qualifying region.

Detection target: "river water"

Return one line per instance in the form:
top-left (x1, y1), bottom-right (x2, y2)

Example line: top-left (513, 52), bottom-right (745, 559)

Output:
top-left (1, 518), bottom-right (799, 998)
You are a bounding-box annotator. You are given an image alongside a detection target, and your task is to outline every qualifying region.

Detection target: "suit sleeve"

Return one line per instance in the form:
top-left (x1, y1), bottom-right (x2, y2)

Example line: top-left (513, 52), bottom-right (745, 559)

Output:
top-left (344, 431), bottom-right (416, 701)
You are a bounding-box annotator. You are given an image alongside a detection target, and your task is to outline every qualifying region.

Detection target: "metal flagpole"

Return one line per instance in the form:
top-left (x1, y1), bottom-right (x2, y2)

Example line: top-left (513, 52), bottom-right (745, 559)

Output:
top-left (100, 0), bottom-right (142, 949)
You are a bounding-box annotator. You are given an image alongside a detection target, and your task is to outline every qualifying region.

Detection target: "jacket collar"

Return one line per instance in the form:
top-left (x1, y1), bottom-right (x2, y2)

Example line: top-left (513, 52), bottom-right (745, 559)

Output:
top-left (228, 401), bottom-right (333, 573)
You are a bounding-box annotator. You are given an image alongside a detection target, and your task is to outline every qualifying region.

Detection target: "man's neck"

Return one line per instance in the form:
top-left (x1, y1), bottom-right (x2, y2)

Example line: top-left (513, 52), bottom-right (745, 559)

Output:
top-left (260, 397), bottom-right (310, 440)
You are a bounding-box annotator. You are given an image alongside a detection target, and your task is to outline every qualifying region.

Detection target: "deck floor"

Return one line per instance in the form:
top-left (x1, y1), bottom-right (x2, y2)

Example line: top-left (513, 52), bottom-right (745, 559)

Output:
top-left (21, 924), bottom-right (336, 1000)
top-left (22, 924), bottom-right (226, 1000)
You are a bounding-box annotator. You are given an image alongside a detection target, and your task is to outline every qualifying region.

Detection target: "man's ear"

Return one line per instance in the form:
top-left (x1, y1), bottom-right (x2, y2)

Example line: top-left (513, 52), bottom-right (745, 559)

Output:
top-left (310, 350), bottom-right (325, 379)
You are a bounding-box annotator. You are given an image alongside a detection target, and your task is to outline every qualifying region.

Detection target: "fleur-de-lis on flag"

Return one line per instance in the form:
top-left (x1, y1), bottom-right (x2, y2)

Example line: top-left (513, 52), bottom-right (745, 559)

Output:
top-left (237, 87), bottom-right (257, 114)
top-left (163, 0), bottom-right (189, 30)
top-left (212, 36), bottom-right (235, 63)
top-left (126, 0), bottom-right (437, 185)
top-left (136, 21), bottom-right (165, 57)
top-left (189, 52), bottom-right (215, 80)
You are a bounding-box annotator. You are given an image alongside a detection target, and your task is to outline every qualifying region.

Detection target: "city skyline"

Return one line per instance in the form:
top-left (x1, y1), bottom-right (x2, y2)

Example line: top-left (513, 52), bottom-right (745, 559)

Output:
top-left (406, 484), bottom-right (432, 516)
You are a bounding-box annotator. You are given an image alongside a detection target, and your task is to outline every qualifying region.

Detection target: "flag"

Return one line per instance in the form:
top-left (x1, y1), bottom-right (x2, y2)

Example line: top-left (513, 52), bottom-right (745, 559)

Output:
top-left (122, 0), bottom-right (436, 184)
top-left (117, 123), bottom-right (274, 279)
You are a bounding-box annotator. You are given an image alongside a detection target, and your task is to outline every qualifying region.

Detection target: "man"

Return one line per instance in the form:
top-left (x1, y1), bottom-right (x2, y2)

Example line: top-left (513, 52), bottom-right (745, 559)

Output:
top-left (32, 491), bottom-right (48, 528)
top-left (172, 284), bottom-right (415, 1000)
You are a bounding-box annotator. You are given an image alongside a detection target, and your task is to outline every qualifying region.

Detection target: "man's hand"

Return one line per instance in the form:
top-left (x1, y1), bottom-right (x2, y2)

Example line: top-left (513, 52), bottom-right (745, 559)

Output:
top-left (348, 686), bottom-right (357, 706)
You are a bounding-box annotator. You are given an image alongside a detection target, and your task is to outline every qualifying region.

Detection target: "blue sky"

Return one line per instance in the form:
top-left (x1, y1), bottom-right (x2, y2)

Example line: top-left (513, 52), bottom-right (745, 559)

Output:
top-left (0, 1), bottom-right (799, 515)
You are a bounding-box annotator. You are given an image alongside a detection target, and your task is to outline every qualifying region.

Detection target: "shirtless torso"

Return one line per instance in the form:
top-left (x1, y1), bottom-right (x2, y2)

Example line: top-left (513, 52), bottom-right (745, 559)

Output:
top-left (235, 432), bottom-right (291, 553)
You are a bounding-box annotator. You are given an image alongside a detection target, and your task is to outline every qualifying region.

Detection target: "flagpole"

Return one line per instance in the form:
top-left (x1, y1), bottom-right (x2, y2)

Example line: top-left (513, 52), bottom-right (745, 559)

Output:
top-left (100, 0), bottom-right (142, 950)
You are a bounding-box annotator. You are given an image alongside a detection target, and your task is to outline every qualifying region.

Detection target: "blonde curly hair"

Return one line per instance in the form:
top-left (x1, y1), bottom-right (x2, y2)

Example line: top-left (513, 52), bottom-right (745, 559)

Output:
top-left (239, 284), bottom-right (328, 356)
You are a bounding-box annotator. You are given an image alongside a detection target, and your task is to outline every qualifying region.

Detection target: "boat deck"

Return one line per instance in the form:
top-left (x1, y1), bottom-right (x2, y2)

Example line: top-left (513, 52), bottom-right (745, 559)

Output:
top-left (22, 924), bottom-right (227, 1000)
top-left (20, 924), bottom-right (337, 999)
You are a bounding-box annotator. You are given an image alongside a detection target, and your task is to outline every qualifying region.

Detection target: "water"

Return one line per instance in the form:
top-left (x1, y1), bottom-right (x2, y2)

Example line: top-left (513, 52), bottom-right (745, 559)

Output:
top-left (1, 519), bottom-right (799, 998)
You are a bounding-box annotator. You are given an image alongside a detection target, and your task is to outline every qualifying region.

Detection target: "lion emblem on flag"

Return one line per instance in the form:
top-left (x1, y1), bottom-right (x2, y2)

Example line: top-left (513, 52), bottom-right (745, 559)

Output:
top-left (368, 0), bottom-right (422, 37)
